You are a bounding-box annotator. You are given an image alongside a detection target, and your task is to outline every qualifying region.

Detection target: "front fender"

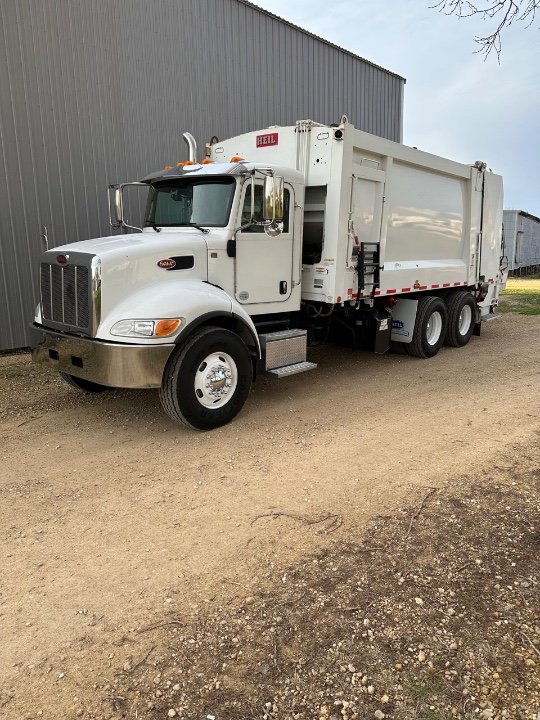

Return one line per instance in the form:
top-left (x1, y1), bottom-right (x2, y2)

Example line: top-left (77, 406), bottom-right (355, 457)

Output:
top-left (98, 279), bottom-right (261, 357)
top-left (229, 296), bottom-right (261, 358)
top-left (174, 287), bottom-right (261, 358)
top-left (98, 279), bottom-right (233, 342)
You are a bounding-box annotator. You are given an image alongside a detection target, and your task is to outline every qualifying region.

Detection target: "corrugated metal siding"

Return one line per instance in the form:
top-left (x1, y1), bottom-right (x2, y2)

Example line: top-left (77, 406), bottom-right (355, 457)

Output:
top-left (0, 0), bottom-right (404, 351)
top-left (503, 210), bottom-right (540, 273)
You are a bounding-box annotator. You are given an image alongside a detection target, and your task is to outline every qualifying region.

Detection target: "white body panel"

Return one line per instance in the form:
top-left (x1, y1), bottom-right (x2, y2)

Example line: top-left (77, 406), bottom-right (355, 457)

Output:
top-left (212, 120), bottom-right (504, 308)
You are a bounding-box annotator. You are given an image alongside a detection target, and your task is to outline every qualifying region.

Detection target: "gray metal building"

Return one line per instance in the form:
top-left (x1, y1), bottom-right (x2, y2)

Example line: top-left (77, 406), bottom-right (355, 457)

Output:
top-left (502, 210), bottom-right (540, 276)
top-left (0, 0), bottom-right (405, 352)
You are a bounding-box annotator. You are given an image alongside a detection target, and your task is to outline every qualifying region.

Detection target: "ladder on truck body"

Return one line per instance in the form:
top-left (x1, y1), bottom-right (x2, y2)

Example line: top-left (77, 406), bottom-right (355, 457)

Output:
top-left (357, 241), bottom-right (380, 295)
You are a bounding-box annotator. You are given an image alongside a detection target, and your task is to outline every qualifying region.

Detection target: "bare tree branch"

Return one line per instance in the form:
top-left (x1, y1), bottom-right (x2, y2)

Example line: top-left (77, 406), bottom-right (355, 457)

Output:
top-left (431, 0), bottom-right (538, 59)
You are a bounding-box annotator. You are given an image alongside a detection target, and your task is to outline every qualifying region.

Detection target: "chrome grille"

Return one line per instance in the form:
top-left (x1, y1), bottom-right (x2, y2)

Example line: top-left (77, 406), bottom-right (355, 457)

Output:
top-left (40, 262), bottom-right (90, 331)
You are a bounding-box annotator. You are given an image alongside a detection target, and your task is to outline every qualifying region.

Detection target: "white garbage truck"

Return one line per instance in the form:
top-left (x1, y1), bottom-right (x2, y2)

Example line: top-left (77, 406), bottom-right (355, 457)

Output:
top-left (32, 116), bottom-right (506, 429)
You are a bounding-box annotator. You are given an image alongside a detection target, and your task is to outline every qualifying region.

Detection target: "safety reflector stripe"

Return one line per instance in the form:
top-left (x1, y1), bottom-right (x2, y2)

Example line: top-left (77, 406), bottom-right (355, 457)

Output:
top-left (348, 281), bottom-right (473, 299)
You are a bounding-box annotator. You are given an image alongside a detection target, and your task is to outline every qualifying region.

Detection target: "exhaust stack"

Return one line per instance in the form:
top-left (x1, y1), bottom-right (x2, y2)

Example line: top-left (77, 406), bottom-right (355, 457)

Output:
top-left (183, 132), bottom-right (197, 163)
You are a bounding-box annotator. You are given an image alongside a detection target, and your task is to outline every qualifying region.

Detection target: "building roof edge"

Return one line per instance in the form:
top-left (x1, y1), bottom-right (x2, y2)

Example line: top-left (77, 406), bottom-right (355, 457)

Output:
top-left (504, 209), bottom-right (540, 224)
top-left (236, 0), bottom-right (407, 83)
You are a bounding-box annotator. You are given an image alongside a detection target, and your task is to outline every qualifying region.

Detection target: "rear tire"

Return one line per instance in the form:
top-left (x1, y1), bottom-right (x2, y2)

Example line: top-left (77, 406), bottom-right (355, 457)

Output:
top-left (159, 327), bottom-right (253, 430)
top-left (444, 291), bottom-right (476, 347)
top-left (406, 296), bottom-right (447, 359)
top-left (60, 373), bottom-right (110, 393)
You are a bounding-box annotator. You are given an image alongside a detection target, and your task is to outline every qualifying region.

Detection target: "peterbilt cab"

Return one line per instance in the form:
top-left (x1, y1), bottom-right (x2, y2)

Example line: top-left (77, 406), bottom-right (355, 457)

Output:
top-left (33, 134), bottom-right (305, 430)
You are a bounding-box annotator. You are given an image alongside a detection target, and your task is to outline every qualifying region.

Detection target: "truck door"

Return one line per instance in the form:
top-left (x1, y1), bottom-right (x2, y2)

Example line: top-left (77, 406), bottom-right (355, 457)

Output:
top-left (234, 181), bottom-right (294, 305)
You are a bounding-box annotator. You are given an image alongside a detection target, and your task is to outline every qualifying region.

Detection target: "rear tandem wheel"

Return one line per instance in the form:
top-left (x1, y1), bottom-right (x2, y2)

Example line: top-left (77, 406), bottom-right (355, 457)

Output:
top-left (405, 295), bottom-right (448, 359)
top-left (444, 291), bottom-right (477, 347)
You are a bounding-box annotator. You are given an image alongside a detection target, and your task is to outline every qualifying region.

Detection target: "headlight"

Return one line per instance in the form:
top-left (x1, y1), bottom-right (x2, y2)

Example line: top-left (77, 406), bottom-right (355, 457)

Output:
top-left (110, 318), bottom-right (182, 338)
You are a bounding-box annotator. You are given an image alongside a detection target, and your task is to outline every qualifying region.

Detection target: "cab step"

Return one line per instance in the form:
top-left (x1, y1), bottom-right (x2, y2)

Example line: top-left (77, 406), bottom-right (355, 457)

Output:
top-left (482, 312), bottom-right (499, 321)
top-left (267, 361), bottom-right (318, 378)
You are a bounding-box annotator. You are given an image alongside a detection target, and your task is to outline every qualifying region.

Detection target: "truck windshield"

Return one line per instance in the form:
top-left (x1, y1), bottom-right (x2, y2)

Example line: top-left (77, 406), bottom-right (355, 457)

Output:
top-left (144, 177), bottom-right (236, 228)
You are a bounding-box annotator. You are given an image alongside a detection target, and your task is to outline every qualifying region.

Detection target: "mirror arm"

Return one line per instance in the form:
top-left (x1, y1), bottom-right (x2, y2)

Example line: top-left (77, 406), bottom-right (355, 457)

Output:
top-left (108, 182), bottom-right (146, 232)
top-left (250, 173), bottom-right (255, 223)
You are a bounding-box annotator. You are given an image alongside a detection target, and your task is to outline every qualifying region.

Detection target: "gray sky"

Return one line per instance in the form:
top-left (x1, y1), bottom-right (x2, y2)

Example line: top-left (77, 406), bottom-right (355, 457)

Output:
top-left (255, 0), bottom-right (540, 216)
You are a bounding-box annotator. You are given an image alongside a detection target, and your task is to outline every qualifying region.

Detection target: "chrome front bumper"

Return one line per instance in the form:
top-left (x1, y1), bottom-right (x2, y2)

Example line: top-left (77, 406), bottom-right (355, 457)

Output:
top-left (31, 325), bottom-right (174, 388)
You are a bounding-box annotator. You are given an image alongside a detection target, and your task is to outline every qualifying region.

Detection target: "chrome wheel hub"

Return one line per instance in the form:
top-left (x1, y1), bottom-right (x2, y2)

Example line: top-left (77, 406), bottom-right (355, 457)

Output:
top-left (194, 352), bottom-right (238, 408)
top-left (458, 305), bottom-right (472, 335)
top-left (426, 311), bottom-right (443, 346)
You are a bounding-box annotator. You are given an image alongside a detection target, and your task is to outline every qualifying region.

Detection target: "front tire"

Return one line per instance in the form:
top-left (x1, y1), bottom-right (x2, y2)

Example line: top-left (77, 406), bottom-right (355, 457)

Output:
top-left (406, 296), bottom-right (448, 359)
top-left (444, 291), bottom-right (476, 347)
top-left (60, 373), bottom-right (110, 393)
top-left (159, 327), bottom-right (253, 430)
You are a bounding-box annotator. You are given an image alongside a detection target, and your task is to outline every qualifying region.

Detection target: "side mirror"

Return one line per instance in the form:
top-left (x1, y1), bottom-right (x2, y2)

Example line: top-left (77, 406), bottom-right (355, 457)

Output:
top-left (108, 182), bottom-right (146, 232)
top-left (108, 185), bottom-right (124, 228)
top-left (263, 175), bottom-right (284, 223)
top-left (114, 187), bottom-right (124, 226)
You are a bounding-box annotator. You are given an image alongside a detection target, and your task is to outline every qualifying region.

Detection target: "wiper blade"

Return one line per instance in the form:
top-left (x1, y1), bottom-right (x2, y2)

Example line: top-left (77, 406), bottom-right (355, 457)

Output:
top-left (144, 221), bottom-right (161, 233)
top-left (184, 223), bottom-right (210, 234)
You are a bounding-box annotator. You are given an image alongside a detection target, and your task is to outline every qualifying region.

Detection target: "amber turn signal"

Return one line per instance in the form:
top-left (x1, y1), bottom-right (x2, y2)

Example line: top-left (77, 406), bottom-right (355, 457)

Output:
top-left (155, 319), bottom-right (181, 337)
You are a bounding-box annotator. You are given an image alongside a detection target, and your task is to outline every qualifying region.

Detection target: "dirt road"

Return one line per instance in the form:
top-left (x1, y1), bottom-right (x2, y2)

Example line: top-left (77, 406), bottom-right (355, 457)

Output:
top-left (1, 313), bottom-right (539, 719)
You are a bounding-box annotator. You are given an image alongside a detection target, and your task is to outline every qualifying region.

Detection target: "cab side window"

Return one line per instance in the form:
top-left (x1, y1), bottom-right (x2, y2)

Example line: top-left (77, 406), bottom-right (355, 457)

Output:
top-left (241, 183), bottom-right (290, 233)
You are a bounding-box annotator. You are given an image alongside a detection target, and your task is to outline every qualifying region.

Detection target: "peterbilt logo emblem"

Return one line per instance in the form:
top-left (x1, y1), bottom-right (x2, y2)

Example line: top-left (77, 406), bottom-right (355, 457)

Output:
top-left (157, 258), bottom-right (176, 269)
top-left (56, 254), bottom-right (68, 265)
top-left (256, 132), bottom-right (278, 148)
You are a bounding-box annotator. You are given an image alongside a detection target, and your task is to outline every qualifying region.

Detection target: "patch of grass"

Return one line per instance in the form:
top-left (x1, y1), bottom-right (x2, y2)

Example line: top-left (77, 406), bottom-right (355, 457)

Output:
top-left (403, 670), bottom-right (444, 701)
top-left (422, 711), bottom-right (445, 720)
top-left (0, 362), bottom-right (53, 381)
top-left (460, 592), bottom-right (486, 613)
top-left (498, 276), bottom-right (540, 315)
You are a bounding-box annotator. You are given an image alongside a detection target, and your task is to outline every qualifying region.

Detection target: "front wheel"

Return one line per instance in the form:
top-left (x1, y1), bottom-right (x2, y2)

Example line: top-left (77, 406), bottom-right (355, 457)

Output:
top-left (444, 291), bottom-right (476, 347)
top-left (159, 327), bottom-right (253, 430)
top-left (406, 296), bottom-right (448, 359)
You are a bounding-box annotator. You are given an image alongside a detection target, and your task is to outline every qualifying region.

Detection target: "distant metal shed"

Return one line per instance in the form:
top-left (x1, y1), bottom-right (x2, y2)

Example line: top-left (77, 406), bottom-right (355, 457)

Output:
top-left (503, 210), bottom-right (540, 276)
top-left (0, 0), bottom-right (405, 352)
